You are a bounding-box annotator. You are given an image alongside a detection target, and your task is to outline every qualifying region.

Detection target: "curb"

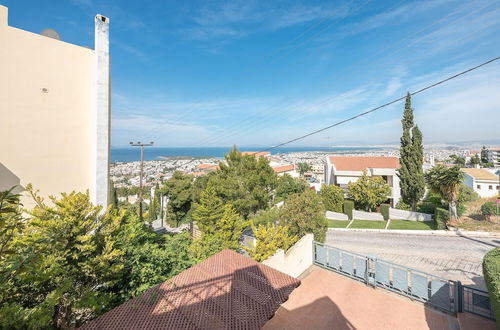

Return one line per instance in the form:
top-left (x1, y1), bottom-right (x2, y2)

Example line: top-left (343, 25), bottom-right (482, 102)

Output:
top-left (327, 227), bottom-right (500, 238)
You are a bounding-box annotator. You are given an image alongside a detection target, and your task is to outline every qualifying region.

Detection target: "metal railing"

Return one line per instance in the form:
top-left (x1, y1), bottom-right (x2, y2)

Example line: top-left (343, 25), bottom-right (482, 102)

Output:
top-left (313, 242), bottom-right (495, 319)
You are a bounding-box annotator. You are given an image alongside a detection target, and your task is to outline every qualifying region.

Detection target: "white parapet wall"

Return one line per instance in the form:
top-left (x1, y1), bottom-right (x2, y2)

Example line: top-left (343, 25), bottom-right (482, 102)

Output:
top-left (389, 208), bottom-right (433, 221)
top-left (325, 211), bottom-right (349, 220)
top-left (352, 210), bottom-right (384, 221)
top-left (262, 233), bottom-right (314, 278)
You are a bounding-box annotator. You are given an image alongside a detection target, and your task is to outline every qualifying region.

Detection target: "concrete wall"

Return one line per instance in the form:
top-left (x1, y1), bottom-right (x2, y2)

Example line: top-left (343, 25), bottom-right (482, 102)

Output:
top-left (325, 211), bottom-right (349, 220)
top-left (0, 6), bottom-right (110, 208)
top-left (352, 210), bottom-right (384, 221)
top-left (388, 208), bottom-right (433, 221)
top-left (262, 233), bottom-right (314, 278)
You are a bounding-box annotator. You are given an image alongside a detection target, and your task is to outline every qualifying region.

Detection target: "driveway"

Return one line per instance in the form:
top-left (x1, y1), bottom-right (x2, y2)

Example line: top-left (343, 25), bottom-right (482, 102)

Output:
top-left (325, 230), bottom-right (500, 290)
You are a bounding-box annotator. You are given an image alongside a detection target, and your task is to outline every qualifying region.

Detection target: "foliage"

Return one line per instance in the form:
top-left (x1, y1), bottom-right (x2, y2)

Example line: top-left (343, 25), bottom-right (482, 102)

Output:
top-left (425, 165), bottom-right (464, 219)
top-left (249, 207), bottom-right (281, 227)
top-left (161, 171), bottom-right (194, 227)
top-left (244, 222), bottom-right (298, 262)
top-left (397, 93), bottom-right (425, 211)
top-left (190, 204), bottom-right (247, 262)
top-left (347, 171), bottom-right (391, 211)
top-left (395, 200), bottom-right (411, 211)
top-left (458, 184), bottom-right (480, 203)
top-left (296, 162), bottom-right (312, 176)
top-left (483, 248), bottom-right (500, 323)
top-left (417, 202), bottom-right (438, 215)
top-left (469, 154), bottom-right (481, 167)
top-left (449, 154), bottom-right (465, 166)
top-left (320, 184), bottom-right (344, 213)
top-left (278, 190), bottom-right (327, 242)
top-left (343, 200), bottom-right (354, 220)
top-left (0, 185), bottom-right (126, 329)
top-left (481, 146), bottom-right (489, 164)
top-left (275, 174), bottom-right (308, 202)
top-left (434, 207), bottom-right (450, 230)
top-left (109, 184), bottom-right (118, 209)
top-left (481, 202), bottom-right (499, 217)
top-left (111, 214), bottom-right (194, 300)
top-left (191, 184), bottom-right (226, 235)
top-left (208, 147), bottom-right (278, 218)
top-left (380, 203), bottom-right (390, 220)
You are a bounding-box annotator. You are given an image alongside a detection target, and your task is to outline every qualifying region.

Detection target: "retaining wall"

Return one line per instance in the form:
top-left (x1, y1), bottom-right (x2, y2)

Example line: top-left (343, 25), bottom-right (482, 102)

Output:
top-left (389, 208), bottom-right (433, 221)
top-left (353, 210), bottom-right (384, 221)
top-left (262, 233), bottom-right (314, 278)
top-left (325, 211), bottom-right (349, 221)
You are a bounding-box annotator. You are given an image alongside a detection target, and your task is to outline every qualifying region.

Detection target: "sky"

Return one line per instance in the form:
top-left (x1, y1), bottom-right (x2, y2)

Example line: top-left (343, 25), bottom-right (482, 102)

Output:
top-left (3, 0), bottom-right (500, 147)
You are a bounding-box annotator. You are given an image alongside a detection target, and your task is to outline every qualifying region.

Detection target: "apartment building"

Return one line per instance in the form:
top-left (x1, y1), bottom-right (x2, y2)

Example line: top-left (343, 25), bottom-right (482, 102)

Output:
top-left (0, 6), bottom-right (111, 208)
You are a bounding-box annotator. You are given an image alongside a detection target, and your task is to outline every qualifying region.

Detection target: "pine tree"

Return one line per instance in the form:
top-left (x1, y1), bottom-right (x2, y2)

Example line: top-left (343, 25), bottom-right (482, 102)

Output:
top-left (191, 184), bottom-right (225, 234)
top-left (398, 93), bottom-right (425, 211)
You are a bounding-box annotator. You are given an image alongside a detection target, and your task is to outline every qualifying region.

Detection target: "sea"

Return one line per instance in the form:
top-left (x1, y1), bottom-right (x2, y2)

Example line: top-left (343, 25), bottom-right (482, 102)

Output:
top-left (111, 146), bottom-right (384, 163)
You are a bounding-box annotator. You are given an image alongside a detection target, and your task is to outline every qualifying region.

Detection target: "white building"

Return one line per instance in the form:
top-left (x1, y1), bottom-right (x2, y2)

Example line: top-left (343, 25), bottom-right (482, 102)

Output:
top-left (461, 168), bottom-right (499, 198)
top-left (487, 148), bottom-right (500, 168)
top-left (273, 164), bottom-right (299, 178)
top-left (324, 156), bottom-right (401, 207)
top-left (0, 5), bottom-right (111, 208)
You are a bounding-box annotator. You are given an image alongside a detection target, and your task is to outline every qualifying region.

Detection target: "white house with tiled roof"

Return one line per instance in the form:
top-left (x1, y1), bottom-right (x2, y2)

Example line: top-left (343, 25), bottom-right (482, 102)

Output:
top-left (461, 168), bottom-right (499, 197)
top-left (325, 156), bottom-right (401, 207)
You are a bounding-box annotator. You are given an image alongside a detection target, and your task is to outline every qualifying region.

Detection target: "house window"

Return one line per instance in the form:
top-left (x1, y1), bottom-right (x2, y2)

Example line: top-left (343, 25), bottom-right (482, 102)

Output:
top-left (477, 184), bottom-right (481, 189)
top-left (489, 185), bottom-right (493, 190)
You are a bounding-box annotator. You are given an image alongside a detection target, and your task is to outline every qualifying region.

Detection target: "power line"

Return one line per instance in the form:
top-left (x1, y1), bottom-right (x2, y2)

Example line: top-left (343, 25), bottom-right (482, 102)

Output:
top-left (257, 56), bottom-right (500, 153)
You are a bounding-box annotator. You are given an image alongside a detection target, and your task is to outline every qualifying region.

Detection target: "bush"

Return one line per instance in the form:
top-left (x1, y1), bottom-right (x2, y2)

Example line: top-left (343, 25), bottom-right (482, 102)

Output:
top-left (418, 202), bottom-right (437, 214)
top-left (483, 248), bottom-right (500, 323)
top-left (457, 203), bottom-right (466, 217)
top-left (320, 184), bottom-right (344, 213)
top-left (434, 207), bottom-right (450, 230)
top-left (395, 201), bottom-right (411, 211)
top-left (458, 184), bottom-right (480, 203)
top-left (380, 203), bottom-right (390, 220)
top-left (343, 200), bottom-right (354, 220)
top-left (482, 202), bottom-right (499, 217)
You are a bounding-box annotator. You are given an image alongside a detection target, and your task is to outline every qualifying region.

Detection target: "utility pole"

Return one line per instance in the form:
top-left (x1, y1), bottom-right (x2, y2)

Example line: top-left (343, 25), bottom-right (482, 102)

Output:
top-left (130, 141), bottom-right (154, 220)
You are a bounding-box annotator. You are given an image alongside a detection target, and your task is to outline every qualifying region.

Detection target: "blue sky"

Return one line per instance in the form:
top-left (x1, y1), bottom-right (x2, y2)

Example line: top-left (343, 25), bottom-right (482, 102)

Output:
top-left (3, 0), bottom-right (500, 147)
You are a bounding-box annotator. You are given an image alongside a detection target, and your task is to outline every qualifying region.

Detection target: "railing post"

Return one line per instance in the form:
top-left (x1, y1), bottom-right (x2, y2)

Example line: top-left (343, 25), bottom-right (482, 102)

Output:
top-left (455, 280), bottom-right (463, 313)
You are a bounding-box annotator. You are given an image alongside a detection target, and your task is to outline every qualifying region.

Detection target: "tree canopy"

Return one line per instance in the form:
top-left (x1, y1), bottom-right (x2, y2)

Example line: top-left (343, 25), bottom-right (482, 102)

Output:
top-left (275, 174), bottom-right (308, 202)
top-left (320, 184), bottom-right (344, 212)
top-left (161, 171), bottom-right (194, 226)
top-left (425, 165), bottom-right (464, 219)
top-left (397, 93), bottom-right (425, 211)
top-left (245, 222), bottom-right (298, 262)
top-left (347, 171), bottom-right (391, 211)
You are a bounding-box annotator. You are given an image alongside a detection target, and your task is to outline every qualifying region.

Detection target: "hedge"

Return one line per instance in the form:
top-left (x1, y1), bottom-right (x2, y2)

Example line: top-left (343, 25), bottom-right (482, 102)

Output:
top-left (343, 200), bottom-right (354, 220)
top-left (434, 207), bottom-right (449, 230)
top-left (380, 203), bottom-right (390, 221)
top-left (483, 248), bottom-right (500, 324)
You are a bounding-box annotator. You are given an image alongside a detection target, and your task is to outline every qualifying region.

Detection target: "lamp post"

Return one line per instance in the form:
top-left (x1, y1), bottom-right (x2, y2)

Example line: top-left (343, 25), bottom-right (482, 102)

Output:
top-left (130, 141), bottom-right (154, 220)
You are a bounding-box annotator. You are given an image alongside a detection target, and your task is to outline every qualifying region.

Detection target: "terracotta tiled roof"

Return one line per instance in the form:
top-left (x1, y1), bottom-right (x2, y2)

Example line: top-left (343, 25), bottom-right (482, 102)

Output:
top-left (80, 249), bottom-right (300, 330)
top-left (329, 156), bottom-right (399, 171)
top-left (273, 164), bottom-right (295, 173)
top-left (197, 163), bottom-right (219, 170)
top-left (242, 151), bottom-right (270, 158)
top-left (461, 168), bottom-right (498, 181)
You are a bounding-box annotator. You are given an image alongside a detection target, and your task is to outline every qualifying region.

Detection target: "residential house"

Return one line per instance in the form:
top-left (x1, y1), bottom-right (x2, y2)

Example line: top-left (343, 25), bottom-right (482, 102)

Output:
top-left (324, 156), bottom-right (401, 207)
top-left (461, 168), bottom-right (499, 197)
top-left (0, 6), bottom-right (111, 208)
top-left (273, 164), bottom-right (299, 177)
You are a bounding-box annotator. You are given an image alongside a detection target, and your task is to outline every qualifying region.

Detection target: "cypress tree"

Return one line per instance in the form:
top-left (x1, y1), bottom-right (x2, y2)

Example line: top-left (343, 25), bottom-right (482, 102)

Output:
top-left (398, 93), bottom-right (425, 211)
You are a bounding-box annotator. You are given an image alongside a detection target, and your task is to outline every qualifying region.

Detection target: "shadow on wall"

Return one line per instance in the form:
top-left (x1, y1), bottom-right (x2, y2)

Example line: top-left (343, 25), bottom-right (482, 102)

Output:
top-left (263, 296), bottom-right (356, 330)
top-left (0, 162), bottom-right (24, 193)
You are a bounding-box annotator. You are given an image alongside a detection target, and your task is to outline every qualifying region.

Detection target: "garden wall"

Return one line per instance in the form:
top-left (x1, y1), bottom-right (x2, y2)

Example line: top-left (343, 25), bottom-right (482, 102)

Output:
top-left (353, 210), bottom-right (384, 221)
top-left (325, 211), bottom-right (349, 220)
top-left (389, 208), bottom-right (433, 221)
top-left (262, 233), bottom-right (314, 278)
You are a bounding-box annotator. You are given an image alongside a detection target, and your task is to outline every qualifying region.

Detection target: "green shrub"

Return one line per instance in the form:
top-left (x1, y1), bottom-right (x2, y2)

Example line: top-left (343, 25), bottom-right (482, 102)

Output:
top-left (343, 200), bottom-right (354, 220)
top-left (434, 207), bottom-right (449, 230)
top-left (418, 202), bottom-right (437, 214)
top-left (395, 201), bottom-right (411, 211)
top-left (458, 184), bottom-right (480, 203)
top-left (380, 203), bottom-right (390, 220)
top-left (482, 202), bottom-right (499, 217)
top-left (457, 203), bottom-right (466, 217)
top-left (483, 248), bottom-right (500, 323)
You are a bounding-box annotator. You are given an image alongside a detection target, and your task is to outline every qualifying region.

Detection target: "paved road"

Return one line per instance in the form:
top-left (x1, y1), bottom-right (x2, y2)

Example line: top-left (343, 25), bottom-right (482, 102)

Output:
top-left (325, 230), bottom-right (500, 290)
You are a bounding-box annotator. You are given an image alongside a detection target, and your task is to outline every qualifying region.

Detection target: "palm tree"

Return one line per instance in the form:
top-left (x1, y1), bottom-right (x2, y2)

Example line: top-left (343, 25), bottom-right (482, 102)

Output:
top-left (425, 165), bottom-right (464, 219)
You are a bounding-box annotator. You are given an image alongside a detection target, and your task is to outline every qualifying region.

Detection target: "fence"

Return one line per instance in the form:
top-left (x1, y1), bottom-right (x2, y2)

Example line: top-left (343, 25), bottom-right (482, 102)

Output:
top-left (313, 242), bottom-right (495, 319)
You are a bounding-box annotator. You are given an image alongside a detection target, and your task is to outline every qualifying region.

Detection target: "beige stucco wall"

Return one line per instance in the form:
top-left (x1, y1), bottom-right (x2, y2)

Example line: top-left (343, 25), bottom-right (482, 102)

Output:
top-left (0, 6), bottom-right (95, 209)
top-left (262, 233), bottom-right (314, 278)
